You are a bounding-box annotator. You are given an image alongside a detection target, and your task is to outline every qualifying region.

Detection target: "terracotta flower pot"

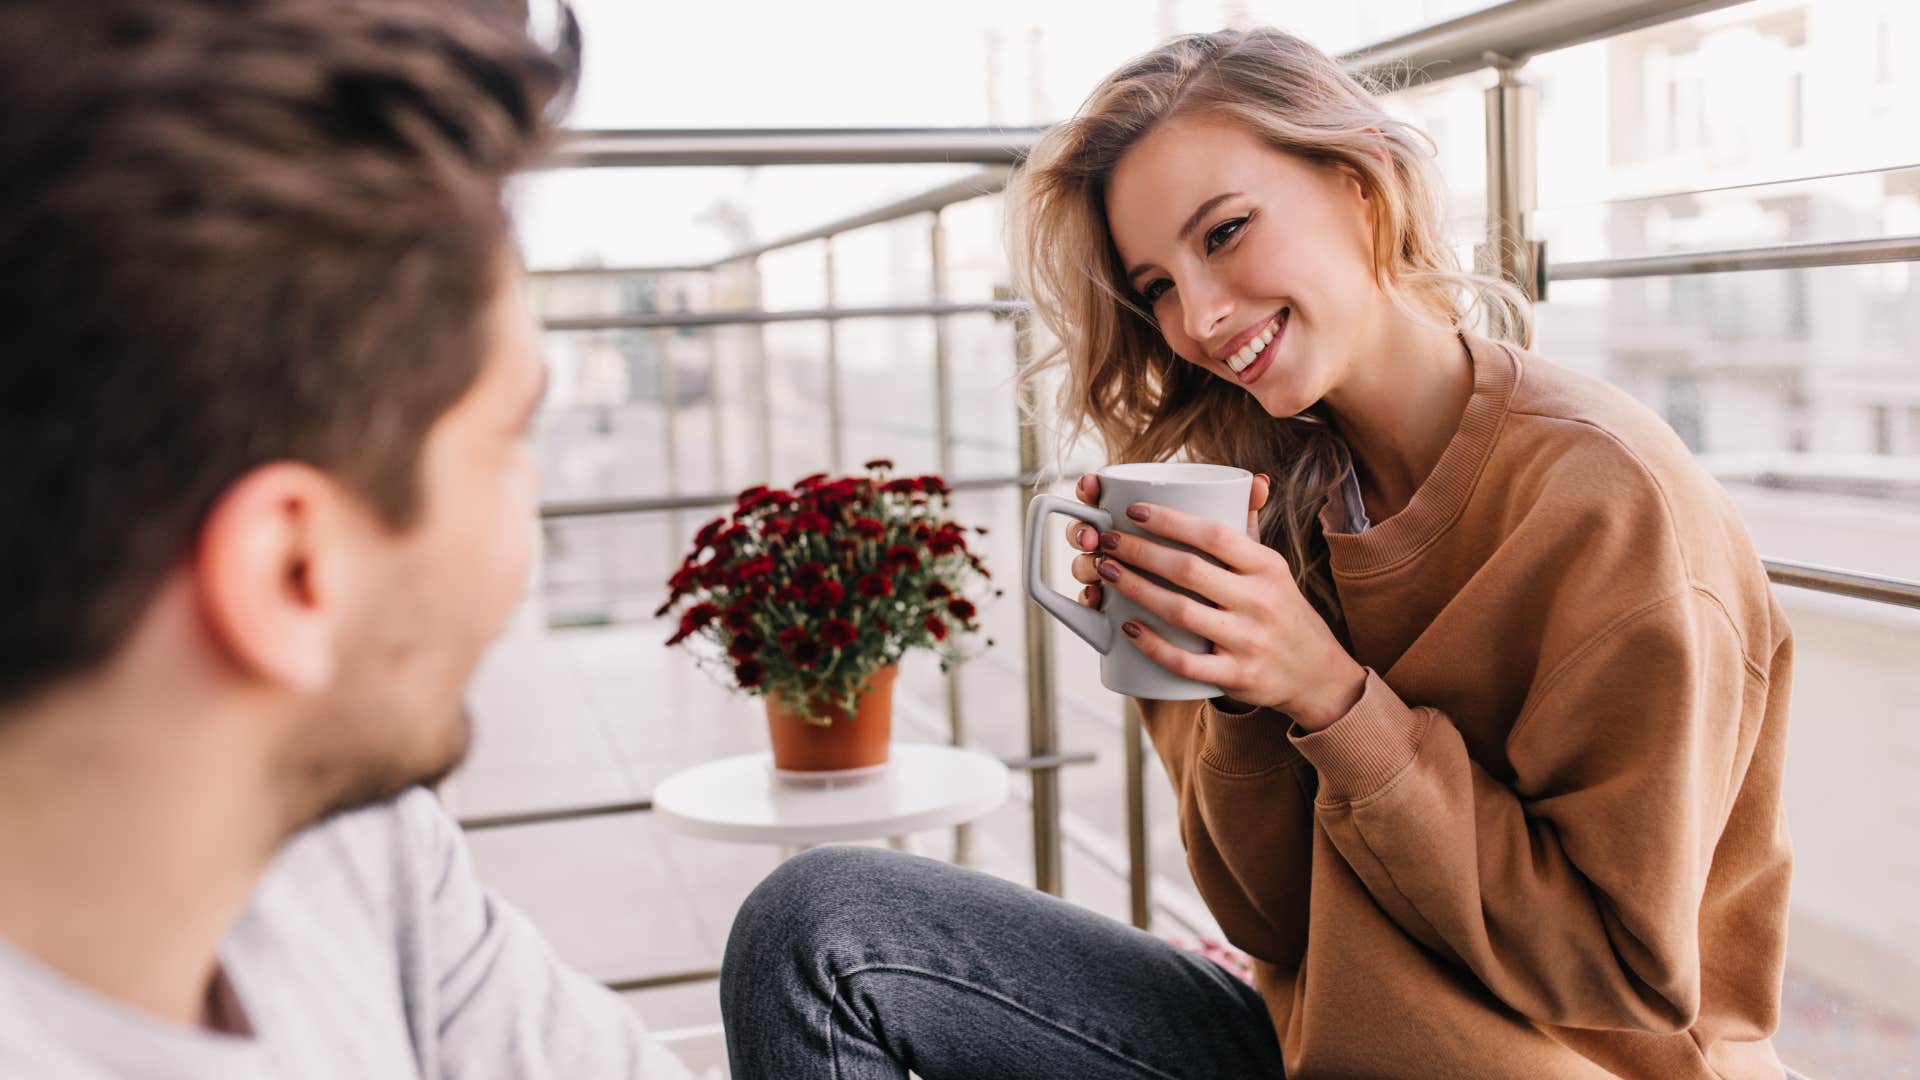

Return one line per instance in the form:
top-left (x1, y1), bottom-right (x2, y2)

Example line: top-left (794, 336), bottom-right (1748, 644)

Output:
top-left (765, 665), bottom-right (896, 773)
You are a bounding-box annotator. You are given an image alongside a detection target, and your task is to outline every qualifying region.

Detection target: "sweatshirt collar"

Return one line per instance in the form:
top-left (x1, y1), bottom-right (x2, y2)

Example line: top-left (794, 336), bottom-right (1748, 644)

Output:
top-left (1319, 332), bottom-right (1518, 578)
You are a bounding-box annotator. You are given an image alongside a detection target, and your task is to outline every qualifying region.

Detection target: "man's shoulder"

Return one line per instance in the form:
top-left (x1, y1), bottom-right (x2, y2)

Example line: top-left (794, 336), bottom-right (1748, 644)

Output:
top-left (240, 788), bottom-right (454, 959)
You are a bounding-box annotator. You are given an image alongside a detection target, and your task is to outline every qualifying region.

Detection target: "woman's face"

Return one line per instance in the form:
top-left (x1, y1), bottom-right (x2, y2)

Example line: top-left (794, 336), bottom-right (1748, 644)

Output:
top-left (1105, 113), bottom-right (1381, 418)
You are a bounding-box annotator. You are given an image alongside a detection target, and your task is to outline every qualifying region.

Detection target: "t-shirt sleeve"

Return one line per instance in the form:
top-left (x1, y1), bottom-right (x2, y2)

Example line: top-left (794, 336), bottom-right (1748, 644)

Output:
top-left (393, 790), bottom-right (695, 1079)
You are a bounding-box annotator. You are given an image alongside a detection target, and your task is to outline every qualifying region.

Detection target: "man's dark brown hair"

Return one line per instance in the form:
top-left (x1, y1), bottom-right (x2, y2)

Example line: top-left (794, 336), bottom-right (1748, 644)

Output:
top-left (0, 0), bottom-right (578, 706)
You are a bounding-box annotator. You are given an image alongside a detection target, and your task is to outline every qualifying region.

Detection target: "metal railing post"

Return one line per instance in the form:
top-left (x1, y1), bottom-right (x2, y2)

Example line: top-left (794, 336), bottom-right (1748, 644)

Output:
top-left (1124, 699), bottom-right (1151, 929)
top-left (703, 271), bottom-right (727, 492)
top-left (1009, 293), bottom-right (1063, 895)
top-left (750, 257), bottom-right (774, 482)
top-left (653, 327), bottom-right (685, 545)
top-left (931, 209), bottom-right (972, 865)
top-left (823, 237), bottom-right (846, 472)
top-left (1478, 58), bottom-right (1543, 341)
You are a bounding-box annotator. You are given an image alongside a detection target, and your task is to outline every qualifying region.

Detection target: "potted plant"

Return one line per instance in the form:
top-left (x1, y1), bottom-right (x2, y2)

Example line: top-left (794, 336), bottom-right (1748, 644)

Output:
top-left (657, 459), bottom-right (996, 775)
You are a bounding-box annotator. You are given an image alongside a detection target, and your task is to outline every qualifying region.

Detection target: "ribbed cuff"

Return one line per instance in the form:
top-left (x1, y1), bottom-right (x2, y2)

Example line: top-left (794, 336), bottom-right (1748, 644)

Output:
top-left (1198, 700), bottom-right (1305, 776)
top-left (1287, 670), bottom-right (1427, 803)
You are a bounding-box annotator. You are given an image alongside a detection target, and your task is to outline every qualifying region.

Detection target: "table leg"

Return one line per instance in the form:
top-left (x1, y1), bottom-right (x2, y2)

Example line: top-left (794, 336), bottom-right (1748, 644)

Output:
top-left (887, 834), bottom-right (917, 855)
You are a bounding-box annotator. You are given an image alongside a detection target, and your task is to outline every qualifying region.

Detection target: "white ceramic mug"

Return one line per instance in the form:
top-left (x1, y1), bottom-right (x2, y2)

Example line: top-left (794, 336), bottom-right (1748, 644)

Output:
top-left (1024, 462), bottom-right (1252, 700)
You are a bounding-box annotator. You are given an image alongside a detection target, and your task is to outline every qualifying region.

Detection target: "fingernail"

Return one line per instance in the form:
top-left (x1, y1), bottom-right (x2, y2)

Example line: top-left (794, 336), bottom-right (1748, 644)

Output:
top-left (1097, 559), bottom-right (1120, 582)
top-left (1126, 504), bottom-right (1149, 522)
top-left (1122, 621), bottom-right (1142, 639)
top-left (1098, 531), bottom-right (1119, 551)
top-left (1256, 473), bottom-right (1271, 487)
top-left (1075, 525), bottom-right (1091, 549)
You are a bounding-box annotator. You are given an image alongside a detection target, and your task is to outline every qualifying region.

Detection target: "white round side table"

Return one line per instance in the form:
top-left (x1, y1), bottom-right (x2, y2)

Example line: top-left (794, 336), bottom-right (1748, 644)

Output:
top-left (651, 742), bottom-right (1010, 849)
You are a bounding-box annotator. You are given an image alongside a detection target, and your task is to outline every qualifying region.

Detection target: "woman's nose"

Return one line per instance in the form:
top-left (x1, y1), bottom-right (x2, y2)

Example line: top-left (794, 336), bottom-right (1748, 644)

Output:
top-left (1179, 278), bottom-right (1233, 345)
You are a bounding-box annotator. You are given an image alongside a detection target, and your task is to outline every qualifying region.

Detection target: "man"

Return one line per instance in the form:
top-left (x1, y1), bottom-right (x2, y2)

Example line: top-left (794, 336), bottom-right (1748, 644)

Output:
top-left (0, 1), bottom-right (687, 1075)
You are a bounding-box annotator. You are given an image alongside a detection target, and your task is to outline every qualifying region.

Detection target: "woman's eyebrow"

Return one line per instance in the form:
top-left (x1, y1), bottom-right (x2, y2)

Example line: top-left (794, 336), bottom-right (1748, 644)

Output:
top-left (1125, 191), bottom-right (1243, 281)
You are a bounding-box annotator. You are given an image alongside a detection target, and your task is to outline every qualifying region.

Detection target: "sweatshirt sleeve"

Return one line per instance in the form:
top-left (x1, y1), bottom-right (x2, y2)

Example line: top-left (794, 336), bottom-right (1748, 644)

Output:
top-left (1287, 587), bottom-right (1772, 1032)
top-left (1140, 698), bottom-right (1319, 966)
top-left (396, 790), bottom-right (695, 1079)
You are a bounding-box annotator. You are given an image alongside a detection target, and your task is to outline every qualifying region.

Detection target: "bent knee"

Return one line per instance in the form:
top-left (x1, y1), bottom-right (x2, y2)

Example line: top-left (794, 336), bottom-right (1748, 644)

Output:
top-left (722, 847), bottom-right (913, 977)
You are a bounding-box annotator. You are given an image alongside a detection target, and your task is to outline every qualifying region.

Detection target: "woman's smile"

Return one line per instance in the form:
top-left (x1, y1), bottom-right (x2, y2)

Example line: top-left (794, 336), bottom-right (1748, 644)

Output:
top-left (1214, 307), bottom-right (1287, 383)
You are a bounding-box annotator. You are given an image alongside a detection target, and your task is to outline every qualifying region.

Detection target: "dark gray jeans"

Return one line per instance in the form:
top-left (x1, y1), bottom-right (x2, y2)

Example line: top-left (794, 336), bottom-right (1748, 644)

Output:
top-left (720, 846), bottom-right (1285, 1079)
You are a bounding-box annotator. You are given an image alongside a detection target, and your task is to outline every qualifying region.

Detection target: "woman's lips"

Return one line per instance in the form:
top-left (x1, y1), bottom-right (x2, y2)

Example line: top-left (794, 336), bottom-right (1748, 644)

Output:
top-left (1235, 309), bottom-right (1286, 385)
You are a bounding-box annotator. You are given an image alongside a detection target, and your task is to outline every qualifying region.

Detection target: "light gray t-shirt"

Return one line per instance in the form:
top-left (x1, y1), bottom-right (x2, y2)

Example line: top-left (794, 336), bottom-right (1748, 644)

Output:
top-left (0, 789), bottom-right (692, 1079)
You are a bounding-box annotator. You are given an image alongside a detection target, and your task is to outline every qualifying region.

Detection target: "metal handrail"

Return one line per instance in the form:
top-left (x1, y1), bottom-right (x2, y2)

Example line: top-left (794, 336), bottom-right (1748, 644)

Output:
top-left (1342, 0), bottom-right (1753, 89)
top-left (718, 169), bottom-right (1013, 266)
top-left (1550, 234), bottom-right (1920, 281)
top-left (541, 300), bottom-right (1024, 332)
top-left (1763, 559), bottom-right (1920, 611)
top-left (527, 170), bottom-right (1014, 278)
top-left (539, 471), bottom-right (1050, 520)
top-left (550, 126), bottom-right (1047, 169)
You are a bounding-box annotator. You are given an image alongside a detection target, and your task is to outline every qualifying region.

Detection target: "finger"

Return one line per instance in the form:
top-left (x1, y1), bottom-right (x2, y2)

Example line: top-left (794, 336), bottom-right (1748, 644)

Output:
top-left (1097, 556), bottom-right (1238, 647)
top-left (1076, 473), bottom-right (1101, 507)
top-left (1070, 552), bottom-right (1101, 585)
top-left (1094, 528), bottom-right (1236, 601)
top-left (1077, 582), bottom-right (1103, 609)
top-left (1064, 521), bottom-right (1098, 551)
top-left (1118, 617), bottom-right (1233, 686)
top-left (1120, 502), bottom-right (1271, 574)
top-left (1246, 473), bottom-right (1271, 535)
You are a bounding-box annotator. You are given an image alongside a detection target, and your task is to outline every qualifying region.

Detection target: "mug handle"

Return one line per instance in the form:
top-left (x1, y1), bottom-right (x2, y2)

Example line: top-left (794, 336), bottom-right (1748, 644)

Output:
top-left (1024, 493), bottom-right (1114, 655)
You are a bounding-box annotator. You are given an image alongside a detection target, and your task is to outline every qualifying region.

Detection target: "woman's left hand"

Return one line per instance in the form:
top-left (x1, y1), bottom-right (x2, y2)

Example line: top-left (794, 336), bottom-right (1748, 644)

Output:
top-left (1095, 501), bottom-right (1366, 730)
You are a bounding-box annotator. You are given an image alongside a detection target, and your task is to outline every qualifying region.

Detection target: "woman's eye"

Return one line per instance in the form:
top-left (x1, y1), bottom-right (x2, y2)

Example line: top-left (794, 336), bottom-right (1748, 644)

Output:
top-left (1140, 279), bottom-right (1172, 304)
top-left (1205, 217), bottom-right (1248, 254)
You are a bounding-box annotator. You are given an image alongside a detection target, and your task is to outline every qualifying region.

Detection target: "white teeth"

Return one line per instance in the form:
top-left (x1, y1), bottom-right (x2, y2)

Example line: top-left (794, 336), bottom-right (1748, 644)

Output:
top-left (1224, 316), bottom-right (1281, 374)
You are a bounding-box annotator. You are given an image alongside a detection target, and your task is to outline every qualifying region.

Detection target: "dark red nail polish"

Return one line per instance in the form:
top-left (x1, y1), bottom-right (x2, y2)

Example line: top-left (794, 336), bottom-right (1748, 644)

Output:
top-left (1122, 621), bottom-right (1142, 639)
top-left (1126, 505), bottom-right (1149, 522)
top-left (1097, 559), bottom-right (1120, 582)
top-left (1098, 531), bottom-right (1119, 551)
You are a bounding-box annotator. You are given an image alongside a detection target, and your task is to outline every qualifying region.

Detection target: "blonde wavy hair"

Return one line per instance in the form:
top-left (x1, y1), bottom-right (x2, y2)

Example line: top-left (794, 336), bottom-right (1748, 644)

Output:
top-left (1008, 27), bottom-right (1529, 633)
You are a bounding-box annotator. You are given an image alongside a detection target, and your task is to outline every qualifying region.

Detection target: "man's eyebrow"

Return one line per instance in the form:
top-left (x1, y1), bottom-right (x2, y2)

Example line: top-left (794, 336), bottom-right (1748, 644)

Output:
top-left (1124, 191), bottom-right (1243, 283)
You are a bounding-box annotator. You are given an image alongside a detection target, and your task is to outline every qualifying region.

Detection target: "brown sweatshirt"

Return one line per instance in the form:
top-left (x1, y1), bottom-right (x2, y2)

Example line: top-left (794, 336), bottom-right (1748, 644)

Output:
top-left (1140, 334), bottom-right (1793, 1079)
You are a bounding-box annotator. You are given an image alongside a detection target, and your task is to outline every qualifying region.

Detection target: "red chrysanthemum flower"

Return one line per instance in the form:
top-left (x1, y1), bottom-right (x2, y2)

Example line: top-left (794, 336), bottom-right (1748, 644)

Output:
top-left (684, 602), bottom-right (721, 632)
top-left (820, 619), bottom-right (857, 648)
top-left (852, 516), bottom-right (886, 539)
top-left (722, 602), bottom-right (755, 632)
top-left (855, 574), bottom-right (892, 598)
top-left (791, 640), bottom-right (823, 668)
top-left (793, 511), bottom-right (832, 534)
top-left (925, 615), bottom-right (948, 641)
top-left (884, 544), bottom-right (921, 571)
top-left (727, 634), bottom-right (761, 660)
top-left (924, 582), bottom-right (951, 599)
top-left (733, 659), bottom-right (765, 688)
top-left (808, 581), bottom-right (846, 608)
top-left (863, 458), bottom-right (895, 471)
top-left (793, 562), bottom-right (827, 590)
top-left (946, 598), bottom-right (976, 621)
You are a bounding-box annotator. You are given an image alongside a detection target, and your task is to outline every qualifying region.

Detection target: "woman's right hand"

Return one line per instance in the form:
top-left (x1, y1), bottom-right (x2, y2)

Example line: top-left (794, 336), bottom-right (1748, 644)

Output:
top-left (1067, 471), bottom-right (1271, 608)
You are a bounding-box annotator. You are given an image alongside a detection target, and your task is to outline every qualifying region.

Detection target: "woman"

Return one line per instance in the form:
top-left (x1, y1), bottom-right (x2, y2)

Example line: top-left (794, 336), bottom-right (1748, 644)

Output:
top-left (722, 28), bottom-right (1792, 1080)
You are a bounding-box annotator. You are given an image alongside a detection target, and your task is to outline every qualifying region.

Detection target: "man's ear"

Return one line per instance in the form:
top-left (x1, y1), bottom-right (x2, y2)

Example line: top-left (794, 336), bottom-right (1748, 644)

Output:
top-left (193, 463), bottom-right (353, 693)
